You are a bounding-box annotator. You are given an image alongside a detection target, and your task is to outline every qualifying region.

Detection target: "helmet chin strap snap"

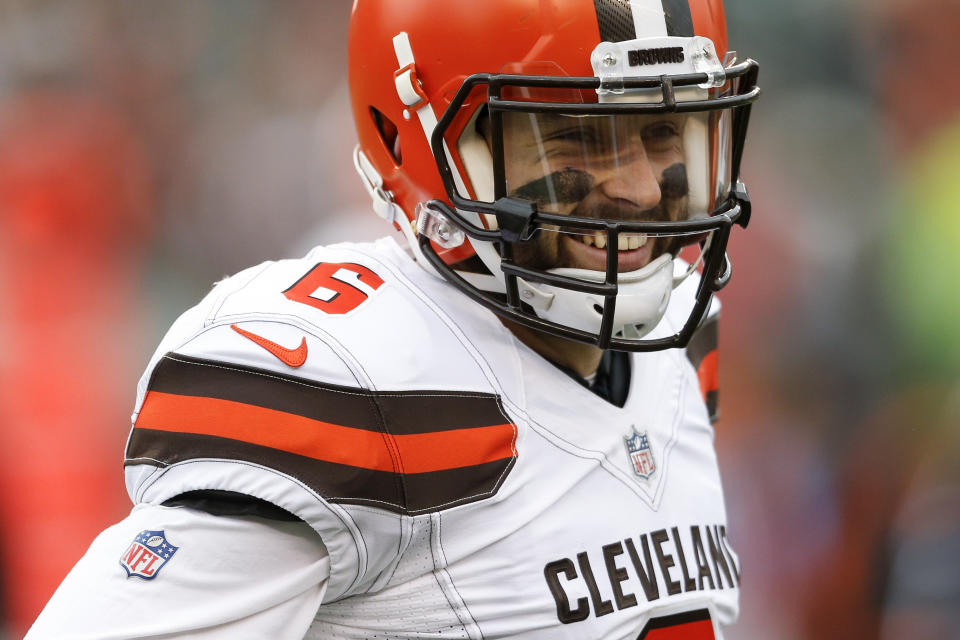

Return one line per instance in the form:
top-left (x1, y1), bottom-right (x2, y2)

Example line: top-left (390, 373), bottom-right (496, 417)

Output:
top-left (353, 145), bottom-right (445, 278)
top-left (353, 146), bottom-right (399, 224)
top-left (516, 279), bottom-right (555, 311)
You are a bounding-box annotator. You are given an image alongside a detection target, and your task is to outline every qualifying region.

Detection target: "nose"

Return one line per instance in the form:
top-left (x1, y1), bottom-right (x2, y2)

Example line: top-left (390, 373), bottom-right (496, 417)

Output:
top-left (595, 148), bottom-right (662, 211)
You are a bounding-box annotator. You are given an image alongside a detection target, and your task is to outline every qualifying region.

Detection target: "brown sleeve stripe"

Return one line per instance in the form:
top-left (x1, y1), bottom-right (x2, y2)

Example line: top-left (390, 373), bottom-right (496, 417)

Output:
top-left (127, 354), bottom-right (517, 514)
top-left (135, 390), bottom-right (515, 474)
top-left (685, 314), bottom-right (718, 371)
top-left (151, 354), bottom-right (508, 434)
top-left (686, 315), bottom-right (719, 424)
top-left (127, 428), bottom-right (514, 515)
top-left (705, 390), bottom-right (718, 424)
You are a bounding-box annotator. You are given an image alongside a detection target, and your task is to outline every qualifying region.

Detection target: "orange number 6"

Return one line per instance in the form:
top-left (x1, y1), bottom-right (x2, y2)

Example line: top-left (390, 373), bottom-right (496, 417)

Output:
top-left (284, 262), bottom-right (384, 315)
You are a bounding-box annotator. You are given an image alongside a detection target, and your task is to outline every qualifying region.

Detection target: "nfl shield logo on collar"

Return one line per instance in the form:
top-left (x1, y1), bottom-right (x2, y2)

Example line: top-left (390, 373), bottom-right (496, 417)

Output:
top-left (120, 530), bottom-right (179, 580)
top-left (625, 427), bottom-right (656, 479)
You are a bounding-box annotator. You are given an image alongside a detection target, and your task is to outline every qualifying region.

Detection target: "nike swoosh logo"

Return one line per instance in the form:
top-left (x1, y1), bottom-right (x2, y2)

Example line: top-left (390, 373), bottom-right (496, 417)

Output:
top-left (231, 324), bottom-right (308, 368)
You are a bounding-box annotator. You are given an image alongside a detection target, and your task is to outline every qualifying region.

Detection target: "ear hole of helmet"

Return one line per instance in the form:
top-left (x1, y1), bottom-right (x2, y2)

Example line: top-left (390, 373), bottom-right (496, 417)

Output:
top-left (370, 106), bottom-right (402, 165)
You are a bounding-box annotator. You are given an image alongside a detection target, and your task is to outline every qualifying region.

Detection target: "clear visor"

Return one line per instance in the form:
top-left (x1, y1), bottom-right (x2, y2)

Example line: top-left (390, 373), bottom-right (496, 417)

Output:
top-left (499, 108), bottom-right (733, 224)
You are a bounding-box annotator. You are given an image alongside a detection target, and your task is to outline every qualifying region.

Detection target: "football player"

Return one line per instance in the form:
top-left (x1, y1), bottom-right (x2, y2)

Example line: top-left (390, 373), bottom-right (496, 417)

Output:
top-left (27, 0), bottom-right (759, 638)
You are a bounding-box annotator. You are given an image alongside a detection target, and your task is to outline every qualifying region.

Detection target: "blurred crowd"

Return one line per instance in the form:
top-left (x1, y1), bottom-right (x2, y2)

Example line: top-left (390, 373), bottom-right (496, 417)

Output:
top-left (0, 1), bottom-right (957, 638)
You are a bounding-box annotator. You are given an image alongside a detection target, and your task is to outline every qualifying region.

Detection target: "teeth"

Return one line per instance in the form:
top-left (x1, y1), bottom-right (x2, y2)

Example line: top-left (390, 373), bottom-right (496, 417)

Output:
top-left (627, 233), bottom-right (648, 250)
top-left (577, 233), bottom-right (648, 250)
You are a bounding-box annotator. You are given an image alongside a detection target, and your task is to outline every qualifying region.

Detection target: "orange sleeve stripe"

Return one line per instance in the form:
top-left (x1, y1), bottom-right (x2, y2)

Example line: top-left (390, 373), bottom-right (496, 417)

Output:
top-left (697, 349), bottom-right (718, 399)
top-left (135, 391), bottom-right (515, 474)
top-left (397, 425), bottom-right (516, 474)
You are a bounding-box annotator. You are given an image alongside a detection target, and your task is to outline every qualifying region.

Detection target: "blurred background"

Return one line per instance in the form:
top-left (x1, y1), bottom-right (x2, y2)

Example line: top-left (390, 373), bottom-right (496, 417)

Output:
top-left (0, 0), bottom-right (957, 638)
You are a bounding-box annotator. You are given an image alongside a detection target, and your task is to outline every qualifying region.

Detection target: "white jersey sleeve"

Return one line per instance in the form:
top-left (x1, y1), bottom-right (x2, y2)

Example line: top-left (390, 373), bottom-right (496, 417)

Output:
top-left (25, 503), bottom-right (329, 640)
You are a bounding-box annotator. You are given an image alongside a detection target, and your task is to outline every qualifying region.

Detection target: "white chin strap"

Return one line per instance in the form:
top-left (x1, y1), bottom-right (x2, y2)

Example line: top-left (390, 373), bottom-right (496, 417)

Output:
top-left (514, 253), bottom-right (686, 340)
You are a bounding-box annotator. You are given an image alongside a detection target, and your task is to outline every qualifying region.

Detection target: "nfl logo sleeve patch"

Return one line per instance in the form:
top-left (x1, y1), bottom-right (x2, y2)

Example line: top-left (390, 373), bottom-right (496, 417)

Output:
top-left (119, 530), bottom-right (179, 580)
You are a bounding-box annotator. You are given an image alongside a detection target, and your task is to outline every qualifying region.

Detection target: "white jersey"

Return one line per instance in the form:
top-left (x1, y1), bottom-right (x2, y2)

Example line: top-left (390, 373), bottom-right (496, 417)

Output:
top-left (28, 237), bottom-right (734, 640)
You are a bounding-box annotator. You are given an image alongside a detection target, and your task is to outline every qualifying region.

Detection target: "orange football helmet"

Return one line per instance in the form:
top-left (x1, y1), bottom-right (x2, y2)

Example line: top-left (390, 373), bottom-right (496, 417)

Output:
top-left (349, 0), bottom-right (759, 350)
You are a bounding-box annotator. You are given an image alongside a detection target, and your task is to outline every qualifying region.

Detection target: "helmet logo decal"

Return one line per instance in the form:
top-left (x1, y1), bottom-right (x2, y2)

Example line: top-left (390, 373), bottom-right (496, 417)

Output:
top-left (628, 46), bottom-right (685, 67)
top-left (625, 427), bottom-right (657, 479)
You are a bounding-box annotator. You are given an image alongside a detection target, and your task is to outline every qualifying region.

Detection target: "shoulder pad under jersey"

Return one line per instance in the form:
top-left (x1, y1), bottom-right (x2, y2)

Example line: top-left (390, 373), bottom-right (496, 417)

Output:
top-left (124, 239), bottom-right (518, 599)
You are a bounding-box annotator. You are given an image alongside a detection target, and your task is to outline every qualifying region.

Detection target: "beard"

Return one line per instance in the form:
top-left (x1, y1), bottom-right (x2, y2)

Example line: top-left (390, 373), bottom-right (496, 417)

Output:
top-left (509, 162), bottom-right (690, 271)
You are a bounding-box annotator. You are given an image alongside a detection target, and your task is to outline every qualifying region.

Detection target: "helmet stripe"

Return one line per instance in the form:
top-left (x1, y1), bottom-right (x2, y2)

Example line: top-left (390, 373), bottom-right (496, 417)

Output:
top-left (660, 0), bottom-right (694, 36)
top-left (627, 0), bottom-right (669, 38)
top-left (593, 0), bottom-right (637, 42)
